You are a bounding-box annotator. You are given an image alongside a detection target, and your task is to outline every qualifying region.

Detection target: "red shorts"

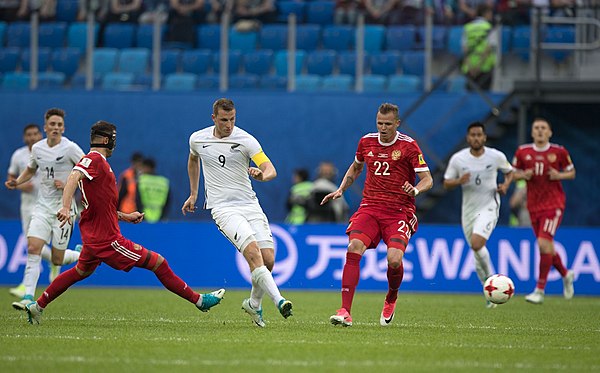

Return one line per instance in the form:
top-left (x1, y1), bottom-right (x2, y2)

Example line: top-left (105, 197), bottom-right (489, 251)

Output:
top-left (77, 236), bottom-right (149, 273)
top-left (530, 208), bottom-right (563, 240)
top-left (346, 205), bottom-right (418, 251)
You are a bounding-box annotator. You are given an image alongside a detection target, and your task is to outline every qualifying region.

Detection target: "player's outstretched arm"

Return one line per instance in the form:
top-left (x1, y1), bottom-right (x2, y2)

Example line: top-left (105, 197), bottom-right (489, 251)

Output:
top-left (57, 169), bottom-right (84, 227)
top-left (118, 211), bottom-right (144, 224)
top-left (182, 154), bottom-right (200, 215)
top-left (5, 167), bottom-right (36, 190)
top-left (322, 161), bottom-right (363, 205)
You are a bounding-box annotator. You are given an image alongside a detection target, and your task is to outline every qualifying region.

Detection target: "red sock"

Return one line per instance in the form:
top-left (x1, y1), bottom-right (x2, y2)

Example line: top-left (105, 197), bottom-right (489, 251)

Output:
top-left (536, 253), bottom-right (553, 290)
top-left (341, 252), bottom-right (362, 313)
top-left (37, 267), bottom-right (86, 308)
top-left (552, 253), bottom-right (568, 277)
top-left (154, 260), bottom-right (200, 304)
top-left (385, 264), bottom-right (404, 303)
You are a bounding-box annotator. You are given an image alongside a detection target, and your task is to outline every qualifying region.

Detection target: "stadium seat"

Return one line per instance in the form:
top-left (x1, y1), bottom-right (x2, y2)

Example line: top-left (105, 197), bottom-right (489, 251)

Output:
top-left (6, 22), bottom-right (30, 47)
top-left (387, 74), bottom-right (421, 92)
top-left (1, 72), bottom-right (30, 89)
top-left (102, 71), bottom-right (135, 90)
top-left (164, 73), bottom-right (197, 91)
top-left (512, 25), bottom-right (531, 61)
top-left (158, 49), bottom-right (180, 75)
top-left (51, 47), bottom-right (81, 78)
top-left (0, 48), bottom-right (21, 73)
top-left (386, 26), bottom-right (416, 51)
top-left (68, 22), bottom-right (99, 51)
top-left (337, 51), bottom-right (368, 75)
top-left (229, 28), bottom-right (258, 52)
top-left (295, 74), bottom-right (322, 92)
top-left (544, 26), bottom-right (575, 63)
top-left (447, 75), bottom-right (466, 93)
top-left (212, 50), bottom-right (242, 74)
top-left (415, 26), bottom-right (447, 50)
top-left (196, 74), bottom-right (219, 89)
top-left (322, 25), bottom-right (354, 51)
top-left (296, 24), bottom-right (321, 51)
top-left (136, 24), bottom-right (166, 49)
top-left (0, 22), bottom-right (6, 46)
top-left (369, 51), bottom-right (400, 76)
top-left (501, 26), bottom-right (512, 53)
top-left (277, 1), bottom-right (306, 23)
top-left (70, 73), bottom-right (102, 89)
top-left (197, 25), bottom-right (221, 50)
top-left (364, 25), bottom-right (385, 52)
top-left (260, 24), bottom-right (288, 50)
top-left (401, 51), bottom-right (425, 76)
top-left (274, 50), bottom-right (306, 76)
top-left (93, 48), bottom-right (119, 74)
top-left (306, 1), bottom-right (335, 26)
top-left (362, 74), bottom-right (387, 92)
top-left (21, 48), bottom-right (52, 72)
top-left (38, 71), bottom-right (66, 88)
top-left (322, 74), bottom-right (353, 92)
top-left (259, 75), bottom-right (287, 90)
top-left (243, 50), bottom-right (274, 76)
top-left (447, 26), bottom-right (463, 57)
top-left (39, 22), bottom-right (67, 48)
top-left (103, 23), bottom-right (136, 49)
top-left (181, 49), bottom-right (213, 74)
top-left (229, 73), bottom-right (259, 89)
top-left (56, 0), bottom-right (78, 22)
top-left (133, 73), bottom-right (154, 89)
top-left (117, 48), bottom-right (149, 74)
top-left (306, 49), bottom-right (336, 76)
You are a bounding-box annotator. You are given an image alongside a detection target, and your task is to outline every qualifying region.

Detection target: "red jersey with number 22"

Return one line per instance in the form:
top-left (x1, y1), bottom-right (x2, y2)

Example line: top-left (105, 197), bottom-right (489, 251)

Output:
top-left (512, 143), bottom-right (574, 213)
top-left (73, 151), bottom-right (122, 247)
top-left (356, 131), bottom-right (429, 213)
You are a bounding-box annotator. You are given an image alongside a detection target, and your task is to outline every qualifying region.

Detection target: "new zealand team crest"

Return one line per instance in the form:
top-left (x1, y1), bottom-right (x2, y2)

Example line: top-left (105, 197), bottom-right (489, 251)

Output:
top-left (392, 150), bottom-right (402, 160)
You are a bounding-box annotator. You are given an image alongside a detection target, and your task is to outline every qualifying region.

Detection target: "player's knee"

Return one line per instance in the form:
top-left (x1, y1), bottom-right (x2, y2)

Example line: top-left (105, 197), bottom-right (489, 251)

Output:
top-left (348, 240), bottom-right (366, 254)
top-left (51, 257), bottom-right (63, 266)
top-left (243, 244), bottom-right (264, 268)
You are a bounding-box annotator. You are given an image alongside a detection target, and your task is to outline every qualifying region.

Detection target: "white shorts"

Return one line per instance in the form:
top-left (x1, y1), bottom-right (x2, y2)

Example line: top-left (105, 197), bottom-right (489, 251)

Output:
top-left (211, 204), bottom-right (273, 253)
top-left (462, 209), bottom-right (498, 243)
top-left (27, 208), bottom-right (76, 250)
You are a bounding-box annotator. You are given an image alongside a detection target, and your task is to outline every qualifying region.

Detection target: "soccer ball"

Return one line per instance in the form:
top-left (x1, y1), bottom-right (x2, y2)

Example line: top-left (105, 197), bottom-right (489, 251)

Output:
top-left (483, 274), bottom-right (515, 304)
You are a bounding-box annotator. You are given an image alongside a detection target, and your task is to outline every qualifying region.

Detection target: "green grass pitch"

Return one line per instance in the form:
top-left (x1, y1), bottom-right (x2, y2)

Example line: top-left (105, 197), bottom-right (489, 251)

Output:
top-left (1, 287), bottom-right (598, 372)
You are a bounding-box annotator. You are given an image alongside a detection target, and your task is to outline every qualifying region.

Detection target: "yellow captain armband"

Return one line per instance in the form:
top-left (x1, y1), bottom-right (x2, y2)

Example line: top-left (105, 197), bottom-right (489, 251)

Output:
top-left (251, 151), bottom-right (271, 167)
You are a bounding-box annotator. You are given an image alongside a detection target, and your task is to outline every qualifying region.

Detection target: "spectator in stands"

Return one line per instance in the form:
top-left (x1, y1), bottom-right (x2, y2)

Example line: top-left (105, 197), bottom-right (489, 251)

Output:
top-left (164, 0), bottom-right (206, 48)
top-left (206, 0), bottom-right (232, 23)
top-left (16, 0), bottom-right (56, 21)
top-left (364, 0), bottom-right (402, 25)
top-left (509, 179), bottom-right (531, 227)
top-left (397, 0), bottom-right (424, 25)
top-left (77, 0), bottom-right (110, 22)
top-left (136, 157), bottom-right (171, 223)
top-left (106, 0), bottom-right (143, 23)
top-left (234, 0), bottom-right (277, 25)
top-left (117, 152), bottom-right (144, 214)
top-left (139, 0), bottom-right (169, 24)
top-left (334, 0), bottom-right (362, 25)
top-left (306, 162), bottom-right (349, 223)
top-left (0, 0), bottom-right (21, 22)
top-left (285, 168), bottom-right (313, 225)
top-left (461, 3), bottom-right (496, 91)
top-left (425, 0), bottom-right (457, 25)
top-left (457, 0), bottom-right (492, 23)
top-left (496, 0), bottom-right (529, 26)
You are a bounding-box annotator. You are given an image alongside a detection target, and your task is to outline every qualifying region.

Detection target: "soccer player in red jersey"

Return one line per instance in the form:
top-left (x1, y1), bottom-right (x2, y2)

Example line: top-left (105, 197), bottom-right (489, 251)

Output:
top-left (512, 118), bottom-right (576, 305)
top-left (322, 103), bottom-right (433, 327)
top-left (24, 121), bottom-right (225, 324)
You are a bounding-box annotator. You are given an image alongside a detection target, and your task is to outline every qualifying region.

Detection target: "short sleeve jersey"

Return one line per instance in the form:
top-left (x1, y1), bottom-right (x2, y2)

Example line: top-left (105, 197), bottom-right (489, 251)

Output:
top-left (444, 146), bottom-right (513, 220)
top-left (28, 137), bottom-right (84, 212)
top-left (356, 131), bottom-right (429, 212)
top-left (512, 143), bottom-right (574, 213)
top-left (73, 151), bottom-right (121, 247)
top-left (8, 145), bottom-right (40, 210)
top-left (189, 126), bottom-right (264, 209)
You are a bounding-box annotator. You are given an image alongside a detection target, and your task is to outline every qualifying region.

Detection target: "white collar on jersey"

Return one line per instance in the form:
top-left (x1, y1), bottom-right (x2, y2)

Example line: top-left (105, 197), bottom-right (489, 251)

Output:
top-left (378, 131), bottom-right (399, 146)
top-left (533, 143), bottom-right (551, 152)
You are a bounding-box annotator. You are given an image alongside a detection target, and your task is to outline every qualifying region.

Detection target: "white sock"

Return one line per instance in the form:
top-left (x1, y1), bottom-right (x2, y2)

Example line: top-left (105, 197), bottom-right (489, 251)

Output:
top-left (24, 254), bottom-right (42, 298)
top-left (61, 249), bottom-right (80, 265)
top-left (473, 246), bottom-right (492, 284)
top-left (251, 266), bottom-right (283, 307)
top-left (250, 277), bottom-right (265, 309)
top-left (41, 245), bottom-right (52, 262)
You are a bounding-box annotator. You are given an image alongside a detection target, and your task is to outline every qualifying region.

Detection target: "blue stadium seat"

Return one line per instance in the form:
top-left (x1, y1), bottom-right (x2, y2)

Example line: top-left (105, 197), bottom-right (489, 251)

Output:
top-left (38, 71), bottom-right (66, 88)
top-left (295, 74), bottom-right (322, 92)
top-left (362, 74), bottom-right (387, 92)
top-left (212, 50), bottom-right (242, 74)
top-left (243, 50), bottom-right (274, 76)
top-left (277, 1), bottom-right (306, 23)
top-left (164, 73), bottom-right (197, 91)
top-left (0, 48), bottom-right (21, 73)
top-left (93, 48), bottom-right (119, 74)
top-left (322, 74), bottom-right (353, 92)
top-left (306, 1), bottom-right (335, 26)
top-left (260, 24), bottom-right (288, 50)
top-left (39, 22), bottom-right (67, 48)
top-left (364, 25), bottom-right (385, 52)
top-left (102, 72), bottom-right (135, 90)
top-left (181, 49), bottom-right (213, 74)
top-left (415, 26), bottom-right (447, 50)
top-left (401, 51), bottom-right (425, 76)
top-left (68, 22), bottom-right (99, 51)
top-left (322, 25), bottom-right (354, 51)
top-left (136, 24), bottom-right (166, 49)
top-left (229, 73), bottom-right (259, 89)
top-left (296, 24), bottom-right (321, 51)
top-left (544, 26), bottom-right (575, 63)
top-left (0, 22), bottom-right (6, 46)
top-left (337, 51), bottom-right (368, 75)
top-left (274, 50), bottom-right (306, 76)
top-left (387, 74), bottom-right (421, 93)
top-left (56, 0), bottom-right (78, 22)
top-left (103, 23), bottom-right (136, 49)
top-left (501, 26), bottom-right (512, 53)
top-left (197, 25), bottom-right (221, 50)
top-left (386, 26), bottom-right (416, 51)
top-left (447, 26), bottom-right (463, 57)
top-left (197, 74), bottom-right (219, 89)
top-left (229, 28), bottom-right (258, 52)
top-left (117, 48), bottom-right (149, 73)
top-left (447, 75), bottom-right (466, 93)
top-left (260, 75), bottom-right (287, 90)
top-left (306, 49), bottom-right (336, 76)
top-left (133, 73), bottom-right (153, 89)
top-left (6, 22), bottom-right (30, 47)
top-left (51, 47), bottom-right (81, 78)
top-left (512, 25), bottom-right (531, 61)
top-left (2, 72), bottom-right (30, 89)
top-left (21, 48), bottom-right (52, 71)
top-left (369, 51), bottom-right (400, 76)
top-left (70, 73), bottom-right (102, 89)
top-left (158, 49), bottom-right (180, 75)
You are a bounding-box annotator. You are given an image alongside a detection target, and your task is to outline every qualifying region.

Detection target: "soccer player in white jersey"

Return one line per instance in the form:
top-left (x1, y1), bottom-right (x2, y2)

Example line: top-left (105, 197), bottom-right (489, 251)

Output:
top-left (5, 108), bottom-right (84, 310)
top-left (443, 122), bottom-right (513, 307)
top-left (182, 98), bottom-right (293, 327)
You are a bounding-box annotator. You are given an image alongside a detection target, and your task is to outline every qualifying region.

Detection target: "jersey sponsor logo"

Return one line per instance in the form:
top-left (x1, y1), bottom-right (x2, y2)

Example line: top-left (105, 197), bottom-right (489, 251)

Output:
top-left (367, 151), bottom-right (374, 157)
top-left (80, 158), bottom-right (92, 168)
top-left (418, 154), bottom-right (426, 165)
top-left (547, 153), bottom-right (557, 162)
top-left (56, 156), bottom-right (64, 161)
top-left (378, 153), bottom-right (388, 158)
top-left (392, 150), bottom-right (401, 160)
